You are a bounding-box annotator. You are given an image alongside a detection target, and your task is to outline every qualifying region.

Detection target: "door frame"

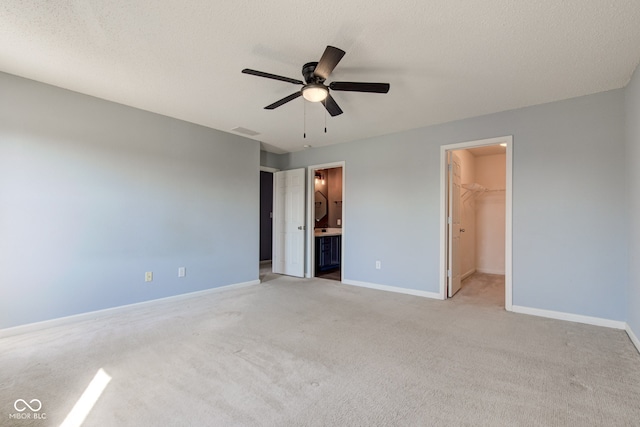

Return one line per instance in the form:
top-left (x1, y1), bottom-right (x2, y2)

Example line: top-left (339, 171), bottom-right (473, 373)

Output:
top-left (259, 166), bottom-right (279, 265)
top-left (306, 161), bottom-right (346, 280)
top-left (439, 136), bottom-right (513, 310)
top-left (259, 166), bottom-right (279, 173)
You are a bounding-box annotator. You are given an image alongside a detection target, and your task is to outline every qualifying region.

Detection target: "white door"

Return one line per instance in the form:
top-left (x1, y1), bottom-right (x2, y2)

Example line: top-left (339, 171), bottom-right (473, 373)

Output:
top-left (448, 152), bottom-right (462, 297)
top-left (273, 168), bottom-right (305, 277)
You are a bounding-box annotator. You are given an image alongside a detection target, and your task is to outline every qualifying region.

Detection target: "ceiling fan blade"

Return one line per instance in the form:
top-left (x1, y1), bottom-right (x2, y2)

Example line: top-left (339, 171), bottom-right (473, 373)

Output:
top-left (322, 94), bottom-right (343, 116)
top-left (265, 91), bottom-right (302, 109)
top-left (314, 46), bottom-right (346, 80)
top-left (242, 69), bottom-right (303, 85)
top-left (329, 81), bottom-right (390, 93)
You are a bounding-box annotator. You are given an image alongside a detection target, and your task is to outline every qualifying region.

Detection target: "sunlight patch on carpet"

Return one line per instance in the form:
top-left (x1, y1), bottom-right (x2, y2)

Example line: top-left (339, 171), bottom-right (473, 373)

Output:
top-left (59, 368), bottom-right (111, 427)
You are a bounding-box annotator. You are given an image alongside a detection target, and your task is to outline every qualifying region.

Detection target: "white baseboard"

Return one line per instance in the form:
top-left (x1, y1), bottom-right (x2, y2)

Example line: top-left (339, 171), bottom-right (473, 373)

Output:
top-left (511, 305), bottom-right (626, 330)
top-left (476, 268), bottom-right (505, 275)
top-left (626, 324), bottom-right (640, 353)
top-left (342, 279), bottom-right (443, 300)
top-left (0, 279), bottom-right (261, 338)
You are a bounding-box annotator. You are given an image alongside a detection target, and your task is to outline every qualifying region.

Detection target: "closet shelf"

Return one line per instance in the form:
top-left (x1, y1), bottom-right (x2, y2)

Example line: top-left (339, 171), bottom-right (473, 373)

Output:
top-left (462, 183), bottom-right (505, 200)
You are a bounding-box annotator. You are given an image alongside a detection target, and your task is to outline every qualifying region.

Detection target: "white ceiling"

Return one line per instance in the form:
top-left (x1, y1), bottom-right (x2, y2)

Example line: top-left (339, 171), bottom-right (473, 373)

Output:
top-left (1, 1), bottom-right (639, 154)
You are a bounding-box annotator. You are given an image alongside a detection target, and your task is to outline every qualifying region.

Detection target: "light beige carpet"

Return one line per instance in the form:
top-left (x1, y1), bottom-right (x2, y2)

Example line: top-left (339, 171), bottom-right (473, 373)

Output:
top-left (1, 273), bottom-right (639, 426)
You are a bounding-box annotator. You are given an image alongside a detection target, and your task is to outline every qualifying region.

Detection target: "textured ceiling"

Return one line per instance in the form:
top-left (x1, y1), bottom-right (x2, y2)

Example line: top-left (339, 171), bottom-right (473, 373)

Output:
top-left (1, 1), bottom-right (640, 153)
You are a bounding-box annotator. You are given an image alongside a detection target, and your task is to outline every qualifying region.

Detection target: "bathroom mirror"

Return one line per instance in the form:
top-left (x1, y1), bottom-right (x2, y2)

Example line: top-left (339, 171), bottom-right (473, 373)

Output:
top-left (314, 191), bottom-right (327, 222)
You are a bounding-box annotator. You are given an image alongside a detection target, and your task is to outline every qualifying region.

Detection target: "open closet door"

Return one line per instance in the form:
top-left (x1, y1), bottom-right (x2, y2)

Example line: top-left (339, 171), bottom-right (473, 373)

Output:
top-left (448, 152), bottom-right (462, 297)
top-left (273, 168), bottom-right (305, 277)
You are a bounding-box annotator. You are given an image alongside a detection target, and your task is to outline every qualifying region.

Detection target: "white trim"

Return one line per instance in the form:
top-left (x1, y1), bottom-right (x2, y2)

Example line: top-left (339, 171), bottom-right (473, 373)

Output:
top-left (272, 170), bottom-right (278, 273)
top-left (511, 305), bottom-right (626, 330)
top-left (505, 138), bottom-right (513, 311)
top-left (343, 279), bottom-right (443, 300)
top-left (439, 148), bottom-right (448, 298)
top-left (260, 166), bottom-right (279, 173)
top-left (439, 135), bottom-right (513, 311)
top-left (440, 136), bottom-right (511, 152)
top-left (306, 161), bottom-right (346, 280)
top-left (0, 280), bottom-right (260, 338)
top-left (626, 324), bottom-right (640, 353)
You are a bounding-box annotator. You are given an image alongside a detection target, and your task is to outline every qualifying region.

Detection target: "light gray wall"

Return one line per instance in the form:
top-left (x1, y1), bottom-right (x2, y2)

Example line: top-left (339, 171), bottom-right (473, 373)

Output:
top-left (260, 150), bottom-right (283, 170)
top-left (0, 72), bottom-right (260, 328)
top-left (626, 64), bottom-right (640, 335)
top-left (282, 89), bottom-right (627, 321)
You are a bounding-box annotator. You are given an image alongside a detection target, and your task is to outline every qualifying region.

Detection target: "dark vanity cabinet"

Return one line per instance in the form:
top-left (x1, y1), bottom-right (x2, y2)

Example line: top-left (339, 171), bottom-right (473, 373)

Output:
top-left (316, 235), bottom-right (341, 271)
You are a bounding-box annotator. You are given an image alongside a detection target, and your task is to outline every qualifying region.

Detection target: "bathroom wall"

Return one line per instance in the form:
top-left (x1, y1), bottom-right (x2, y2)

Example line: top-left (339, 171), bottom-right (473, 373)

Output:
top-left (314, 170), bottom-right (329, 228)
top-left (328, 167), bottom-right (343, 228)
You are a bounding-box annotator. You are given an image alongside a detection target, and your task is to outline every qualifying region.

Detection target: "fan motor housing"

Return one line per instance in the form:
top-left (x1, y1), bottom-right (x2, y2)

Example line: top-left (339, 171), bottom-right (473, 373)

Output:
top-left (302, 62), bottom-right (323, 84)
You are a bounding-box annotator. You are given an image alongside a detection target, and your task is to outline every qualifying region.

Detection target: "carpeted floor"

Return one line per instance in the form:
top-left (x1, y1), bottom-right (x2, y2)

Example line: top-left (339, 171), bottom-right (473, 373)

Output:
top-left (1, 272), bottom-right (639, 426)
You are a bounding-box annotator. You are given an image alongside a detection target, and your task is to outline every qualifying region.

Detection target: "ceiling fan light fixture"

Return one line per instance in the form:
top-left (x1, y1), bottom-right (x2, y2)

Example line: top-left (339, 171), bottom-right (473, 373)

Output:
top-left (302, 84), bottom-right (328, 102)
top-left (242, 45), bottom-right (389, 117)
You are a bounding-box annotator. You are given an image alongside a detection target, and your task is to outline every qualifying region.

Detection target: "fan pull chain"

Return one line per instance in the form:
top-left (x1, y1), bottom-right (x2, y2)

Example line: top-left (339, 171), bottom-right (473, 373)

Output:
top-left (324, 102), bottom-right (327, 133)
top-left (303, 100), bottom-right (306, 139)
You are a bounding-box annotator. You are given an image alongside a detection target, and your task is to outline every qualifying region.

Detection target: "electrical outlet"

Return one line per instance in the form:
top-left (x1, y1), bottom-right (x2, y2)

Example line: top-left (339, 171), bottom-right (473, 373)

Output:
top-left (375, 261), bottom-right (381, 270)
top-left (145, 272), bottom-right (153, 282)
top-left (178, 267), bottom-right (186, 278)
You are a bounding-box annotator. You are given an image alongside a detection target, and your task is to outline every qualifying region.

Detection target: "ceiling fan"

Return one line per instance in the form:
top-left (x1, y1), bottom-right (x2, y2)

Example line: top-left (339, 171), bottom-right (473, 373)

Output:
top-left (242, 46), bottom-right (390, 116)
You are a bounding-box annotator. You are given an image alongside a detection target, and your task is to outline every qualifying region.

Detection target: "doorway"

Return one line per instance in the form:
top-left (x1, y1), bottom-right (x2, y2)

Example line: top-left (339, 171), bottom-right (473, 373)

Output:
top-left (306, 162), bottom-right (345, 281)
top-left (259, 166), bottom-right (277, 281)
top-left (440, 136), bottom-right (513, 310)
top-left (260, 170), bottom-right (274, 262)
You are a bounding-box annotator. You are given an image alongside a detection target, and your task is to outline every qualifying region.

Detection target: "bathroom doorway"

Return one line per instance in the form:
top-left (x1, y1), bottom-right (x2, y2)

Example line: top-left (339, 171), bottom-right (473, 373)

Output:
top-left (306, 162), bottom-right (345, 281)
